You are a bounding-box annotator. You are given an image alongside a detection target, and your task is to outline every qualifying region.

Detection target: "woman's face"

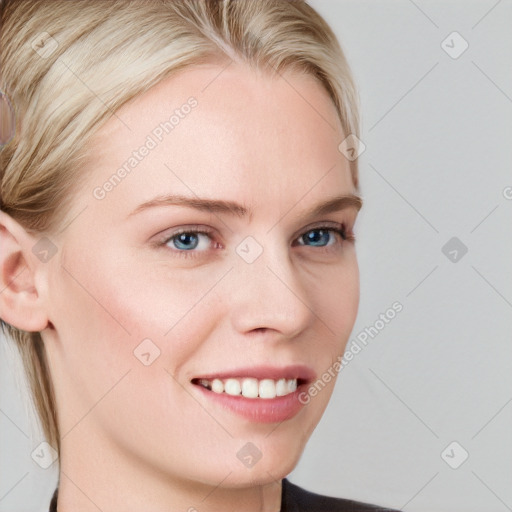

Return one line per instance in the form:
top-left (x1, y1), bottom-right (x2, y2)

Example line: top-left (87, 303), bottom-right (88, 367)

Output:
top-left (44, 63), bottom-right (361, 489)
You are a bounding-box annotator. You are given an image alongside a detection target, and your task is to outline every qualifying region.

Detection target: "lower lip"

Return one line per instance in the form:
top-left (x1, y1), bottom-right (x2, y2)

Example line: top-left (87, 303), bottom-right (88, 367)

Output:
top-left (193, 383), bottom-right (308, 423)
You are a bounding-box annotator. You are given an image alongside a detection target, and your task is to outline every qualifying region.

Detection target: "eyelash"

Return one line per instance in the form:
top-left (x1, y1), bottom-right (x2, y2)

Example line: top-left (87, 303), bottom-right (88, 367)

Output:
top-left (156, 224), bottom-right (356, 260)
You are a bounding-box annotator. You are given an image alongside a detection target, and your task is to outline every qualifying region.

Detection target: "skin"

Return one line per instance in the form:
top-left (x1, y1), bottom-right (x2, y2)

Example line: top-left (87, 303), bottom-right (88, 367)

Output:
top-left (0, 62), bottom-right (361, 512)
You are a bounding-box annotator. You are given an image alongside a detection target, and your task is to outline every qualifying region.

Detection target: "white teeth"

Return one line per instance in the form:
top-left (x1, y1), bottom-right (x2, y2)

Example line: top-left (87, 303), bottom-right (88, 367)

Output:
top-left (224, 378), bottom-right (241, 396)
top-left (197, 377), bottom-right (299, 399)
top-left (211, 379), bottom-right (224, 394)
top-left (241, 378), bottom-right (259, 398)
top-left (259, 379), bottom-right (276, 399)
top-left (275, 378), bottom-right (288, 397)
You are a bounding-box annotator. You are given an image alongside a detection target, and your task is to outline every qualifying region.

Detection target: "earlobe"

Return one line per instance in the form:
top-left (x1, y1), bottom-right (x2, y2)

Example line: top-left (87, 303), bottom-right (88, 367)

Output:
top-left (0, 211), bottom-right (50, 332)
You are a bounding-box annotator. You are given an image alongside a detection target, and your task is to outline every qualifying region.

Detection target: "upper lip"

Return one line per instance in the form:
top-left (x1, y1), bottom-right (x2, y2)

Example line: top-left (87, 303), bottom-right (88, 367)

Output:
top-left (191, 364), bottom-right (316, 384)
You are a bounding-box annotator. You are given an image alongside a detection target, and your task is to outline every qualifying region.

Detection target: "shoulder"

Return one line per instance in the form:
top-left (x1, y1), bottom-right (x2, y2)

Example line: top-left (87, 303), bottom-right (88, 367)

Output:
top-left (281, 478), bottom-right (402, 512)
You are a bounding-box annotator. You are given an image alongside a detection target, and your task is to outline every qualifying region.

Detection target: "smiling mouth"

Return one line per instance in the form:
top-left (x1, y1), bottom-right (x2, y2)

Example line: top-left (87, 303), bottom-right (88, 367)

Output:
top-left (191, 377), bottom-right (308, 399)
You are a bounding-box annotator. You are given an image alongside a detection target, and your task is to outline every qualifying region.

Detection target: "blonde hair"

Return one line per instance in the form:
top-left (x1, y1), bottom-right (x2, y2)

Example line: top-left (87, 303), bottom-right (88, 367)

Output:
top-left (0, 0), bottom-right (360, 456)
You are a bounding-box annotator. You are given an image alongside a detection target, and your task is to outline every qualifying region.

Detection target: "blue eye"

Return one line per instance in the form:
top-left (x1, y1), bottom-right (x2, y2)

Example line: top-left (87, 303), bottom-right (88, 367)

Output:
top-left (298, 228), bottom-right (343, 247)
top-left (158, 224), bottom-right (353, 259)
top-left (167, 231), bottom-right (212, 251)
top-left (173, 233), bottom-right (197, 250)
top-left (301, 229), bottom-right (332, 247)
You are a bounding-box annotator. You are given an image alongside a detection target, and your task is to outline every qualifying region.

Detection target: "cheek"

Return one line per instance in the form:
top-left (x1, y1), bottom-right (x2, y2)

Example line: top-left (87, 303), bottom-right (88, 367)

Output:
top-left (309, 253), bottom-right (360, 344)
top-left (290, 255), bottom-right (359, 408)
top-left (51, 262), bottom-right (231, 466)
top-left (51, 249), bottom-right (222, 409)
top-left (57, 242), bottom-right (220, 338)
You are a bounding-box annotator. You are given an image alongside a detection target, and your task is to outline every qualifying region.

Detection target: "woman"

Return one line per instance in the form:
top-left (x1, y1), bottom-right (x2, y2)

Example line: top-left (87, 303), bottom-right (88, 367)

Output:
top-left (0, 1), bottom-right (401, 510)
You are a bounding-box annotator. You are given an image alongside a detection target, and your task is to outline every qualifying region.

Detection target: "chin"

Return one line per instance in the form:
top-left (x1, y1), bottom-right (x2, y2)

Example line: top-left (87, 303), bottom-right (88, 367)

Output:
top-left (222, 436), bottom-right (306, 488)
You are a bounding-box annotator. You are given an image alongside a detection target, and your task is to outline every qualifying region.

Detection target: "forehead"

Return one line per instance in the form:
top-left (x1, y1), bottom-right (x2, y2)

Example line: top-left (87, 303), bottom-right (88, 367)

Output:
top-left (83, 63), bottom-right (354, 219)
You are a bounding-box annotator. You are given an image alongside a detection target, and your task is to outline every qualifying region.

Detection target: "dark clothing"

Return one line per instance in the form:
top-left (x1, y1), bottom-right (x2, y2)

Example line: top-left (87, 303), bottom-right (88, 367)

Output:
top-left (281, 478), bottom-right (401, 511)
top-left (49, 488), bottom-right (57, 512)
top-left (49, 478), bottom-right (401, 511)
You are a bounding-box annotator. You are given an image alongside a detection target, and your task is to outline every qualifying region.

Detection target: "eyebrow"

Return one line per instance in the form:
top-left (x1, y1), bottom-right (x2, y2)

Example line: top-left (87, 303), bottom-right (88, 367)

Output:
top-left (128, 193), bottom-right (363, 220)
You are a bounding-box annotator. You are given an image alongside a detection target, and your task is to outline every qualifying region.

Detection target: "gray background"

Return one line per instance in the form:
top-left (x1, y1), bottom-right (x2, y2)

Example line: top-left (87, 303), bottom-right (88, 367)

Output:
top-left (1, 1), bottom-right (511, 510)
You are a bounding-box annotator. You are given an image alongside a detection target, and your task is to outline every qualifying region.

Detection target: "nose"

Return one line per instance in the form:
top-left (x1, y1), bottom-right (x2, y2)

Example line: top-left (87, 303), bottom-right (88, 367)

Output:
top-left (229, 242), bottom-right (317, 339)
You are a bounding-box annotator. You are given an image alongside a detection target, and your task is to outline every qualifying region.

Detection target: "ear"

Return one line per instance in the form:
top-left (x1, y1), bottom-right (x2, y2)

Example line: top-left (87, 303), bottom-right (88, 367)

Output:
top-left (0, 211), bottom-right (50, 332)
